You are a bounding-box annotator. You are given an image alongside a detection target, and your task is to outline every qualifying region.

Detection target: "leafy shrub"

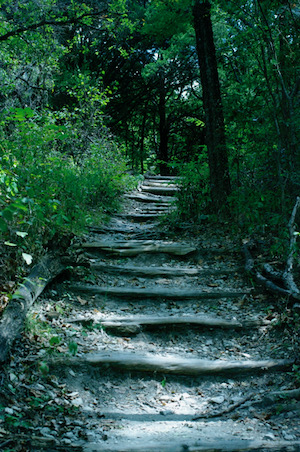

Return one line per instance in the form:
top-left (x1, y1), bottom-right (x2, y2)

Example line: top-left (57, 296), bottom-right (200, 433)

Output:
top-left (0, 106), bottom-right (135, 284)
top-left (170, 150), bottom-right (210, 223)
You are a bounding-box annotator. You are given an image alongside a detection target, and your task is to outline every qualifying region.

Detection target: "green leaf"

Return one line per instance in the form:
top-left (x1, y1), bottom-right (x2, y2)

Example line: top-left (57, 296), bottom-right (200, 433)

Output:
top-left (14, 108), bottom-right (26, 121)
top-left (22, 253), bottom-right (33, 265)
top-left (16, 231), bottom-right (28, 238)
top-left (68, 341), bottom-right (78, 356)
top-left (4, 241), bottom-right (17, 247)
top-left (2, 209), bottom-right (13, 221)
top-left (38, 361), bottom-right (49, 376)
top-left (49, 336), bottom-right (61, 346)
top-left (0, 218), bottom-right (8, 232)
top-left (24, 107), bottom-right (35, 118)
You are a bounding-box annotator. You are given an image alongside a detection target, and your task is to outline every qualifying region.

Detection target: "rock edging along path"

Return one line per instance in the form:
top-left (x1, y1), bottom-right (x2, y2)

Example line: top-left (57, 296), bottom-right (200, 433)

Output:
top-left (1, 175), bottom-right (299, 451)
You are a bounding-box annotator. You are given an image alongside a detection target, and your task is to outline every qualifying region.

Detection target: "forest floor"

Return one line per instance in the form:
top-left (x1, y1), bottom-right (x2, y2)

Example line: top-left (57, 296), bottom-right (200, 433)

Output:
top-left (0, 176), bottom-right (300, 451)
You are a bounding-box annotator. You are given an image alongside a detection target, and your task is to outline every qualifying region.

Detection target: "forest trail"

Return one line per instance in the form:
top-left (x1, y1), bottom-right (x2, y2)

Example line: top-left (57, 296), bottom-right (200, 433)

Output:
top-left (2, 176), bottom-right (300, 451)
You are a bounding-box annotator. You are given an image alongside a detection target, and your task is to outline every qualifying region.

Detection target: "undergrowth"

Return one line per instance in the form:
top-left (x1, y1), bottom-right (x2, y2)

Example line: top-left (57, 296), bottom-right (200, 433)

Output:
top-left (0, 106), bottom-right (136, 296)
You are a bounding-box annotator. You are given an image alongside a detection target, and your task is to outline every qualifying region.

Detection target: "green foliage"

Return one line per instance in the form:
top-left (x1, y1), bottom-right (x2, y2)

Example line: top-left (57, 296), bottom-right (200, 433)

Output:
top-left (171, 150), bottom-right (210, 222)
top-left (142, 0), bottom-right (192, 43)
top-left (68, 340), bottom-right (78, 356)
top-left (289, 364), bottom-right (300, 388)
top-left (0, 104), bottom-right (134, 277)
top-left (1, 409), bottom-right (32, 429)
top-left (0, 0), bottom-right (299, 283)
top-left (38, 361), bottom-right (50, 376)
top-left (49, 335), bottom-right (61, 347)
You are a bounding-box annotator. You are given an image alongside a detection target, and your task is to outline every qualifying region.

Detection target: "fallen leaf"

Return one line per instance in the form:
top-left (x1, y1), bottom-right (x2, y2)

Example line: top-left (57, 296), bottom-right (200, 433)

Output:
top-left (22, 253), bottom-right (33, 265)
top-left (77, 296), bottom-right (88, 305)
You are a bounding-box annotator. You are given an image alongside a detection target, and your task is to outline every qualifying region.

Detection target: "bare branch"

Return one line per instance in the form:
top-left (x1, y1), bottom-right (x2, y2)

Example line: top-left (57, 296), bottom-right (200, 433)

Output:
top-left (283, 197), bottom-right (300, 297)
top-left (0, 9), bottom-right (107, 42)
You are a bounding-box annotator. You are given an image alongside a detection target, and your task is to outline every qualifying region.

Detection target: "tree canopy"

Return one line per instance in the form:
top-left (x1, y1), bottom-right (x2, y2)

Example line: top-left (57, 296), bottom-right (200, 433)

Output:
top-left (0, 0), bottom-right (299, 283)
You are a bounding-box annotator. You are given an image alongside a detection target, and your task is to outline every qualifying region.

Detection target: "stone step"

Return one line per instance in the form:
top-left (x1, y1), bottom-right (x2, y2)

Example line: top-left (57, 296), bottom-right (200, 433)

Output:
top-left (51, 351), bottom-right (293, 376)
top-left (125, 192), bottom-right (174, 203)
top-left (80, 240), bottom-right (196, 256)
top-left (69, 283), bottom-right (252, 300)
top-left (90, 262), bottom-right (240, 277)
top-left (142, 181), bottom-right (178, 188)
top-left (141, 185), bottom-right (179, 196)
top-left (83, 438), bottom-right (300, 452)
top-left (97, 314), bottom-right (265, 336)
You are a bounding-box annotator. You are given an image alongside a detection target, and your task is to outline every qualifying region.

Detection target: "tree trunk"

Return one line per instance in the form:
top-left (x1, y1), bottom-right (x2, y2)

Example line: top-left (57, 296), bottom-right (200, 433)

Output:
top-left (139, 108), bottom-right (147, 174)
top-left (192, 0), bottom-right (231, 211)
top-left (0, 255), bottom-right (64, 362)
top-left (158, 72), bottom-right (170, 176)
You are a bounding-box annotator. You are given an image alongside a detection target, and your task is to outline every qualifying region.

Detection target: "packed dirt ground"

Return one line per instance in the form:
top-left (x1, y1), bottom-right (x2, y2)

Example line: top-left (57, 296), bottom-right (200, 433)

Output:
top-left (0, 176), bottom-right (299, 451)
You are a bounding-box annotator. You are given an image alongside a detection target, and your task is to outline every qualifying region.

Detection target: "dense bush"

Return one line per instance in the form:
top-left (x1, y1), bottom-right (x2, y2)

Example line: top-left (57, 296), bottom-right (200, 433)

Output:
top-left (0, 106), bottom-right (135, 283)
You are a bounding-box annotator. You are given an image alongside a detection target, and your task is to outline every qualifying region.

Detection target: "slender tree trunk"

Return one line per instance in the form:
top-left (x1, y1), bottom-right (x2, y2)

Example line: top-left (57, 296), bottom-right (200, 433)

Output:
top-left (158, 72), bottom-right (170, 176)
top-left (140, 109), bottom-right (147, 174)
top-left (278, 14), bottom-right (299, 174)
top-left (257, 0), bottom-right (299, 177)
top-left (192, 0), bottom-right (231, 210)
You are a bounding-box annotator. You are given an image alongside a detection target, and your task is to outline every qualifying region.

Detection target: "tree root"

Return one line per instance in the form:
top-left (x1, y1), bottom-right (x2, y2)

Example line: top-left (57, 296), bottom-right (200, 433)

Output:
top-left (243, 196), bottom-right (300, 303)
top-left (192, 388), bottom-right (300, 420)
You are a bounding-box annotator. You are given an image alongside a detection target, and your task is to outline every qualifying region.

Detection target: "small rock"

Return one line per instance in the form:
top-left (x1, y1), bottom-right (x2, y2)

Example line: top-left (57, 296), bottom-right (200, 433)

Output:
top-left (72, 397), bottom-right (83, 407)
top-left (83, 406), bottom-right (94, 415)
top-left (47, 311), bottom-right (60, 320)
top-left (263, 433), bottom-right (276, 441)
top-left (159, 410), bottom-right (174, 416)
top-left (159, 395), bottom-right (172, 402)
top-left (73, 420), bottom-right (85, 426)
top-left (40, 427), bottom-right (56, 438)
top-left (9, 373), bottom-right (18, 384)
top-left (4, 407), bottom-right (14, 415)
top-left (282, 432), bottom-right (295, 441)
top-left (35, 383), bottom-right (46, 391)
top-left (86, 431), bottom-right (97, 441)
top-left (68, 391), bottom-right (79, 397)
top-left (65, 431), bottom-right (77, 439)
top-left (210, 396), bottom-right (225, 404)
top-left (11, 405), bottom-right (21, 412)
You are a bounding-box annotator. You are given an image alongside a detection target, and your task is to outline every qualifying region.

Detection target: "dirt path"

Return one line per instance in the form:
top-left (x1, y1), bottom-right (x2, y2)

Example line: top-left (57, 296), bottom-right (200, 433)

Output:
top-left (1, 176), bottom-right (300, 451)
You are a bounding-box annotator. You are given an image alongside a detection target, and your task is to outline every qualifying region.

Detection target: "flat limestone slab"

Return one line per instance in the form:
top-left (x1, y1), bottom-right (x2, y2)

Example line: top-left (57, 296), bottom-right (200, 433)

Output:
top-left (59, 351), bottom-right (293, 376)
top-left (100, 315), bottom-right (249, 329)
top-left (141, 186), bottom-right (179, 196)
top-left (142, 181), bottom-right (178, 188)
top-left (83, 439), bottom-right (300, 452)
top-left (81, 240), bottom-right (196, 256)
top-left (125, 192), bottom-right (174, 203)
top-left (69, 284), bottom-right (252, 299)
top-left (145, 175), bottom-right (180, 180)
top-left (90, 263), bottom-right (240, 277)
top-left (131, 205), bottom-right (173, 212)
top-left (117, 213), bottom-right (162, 222)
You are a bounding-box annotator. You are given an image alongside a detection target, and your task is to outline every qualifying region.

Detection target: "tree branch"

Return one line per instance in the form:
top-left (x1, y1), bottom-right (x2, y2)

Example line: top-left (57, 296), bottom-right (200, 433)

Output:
top-left (0, 9), bottom-right (107, 42)
top-left (243, 198), bottom-right (300, 302)
top-left (283, 196), bottom-right (300, 297)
